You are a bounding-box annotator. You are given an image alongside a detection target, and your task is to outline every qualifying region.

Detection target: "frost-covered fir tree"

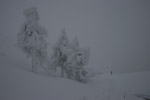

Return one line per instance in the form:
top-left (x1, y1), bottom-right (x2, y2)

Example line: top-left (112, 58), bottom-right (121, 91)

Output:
top-left (51, 28), bottom-right (72, 77)
top-left (64, 37), bottom-right (80, 79)
top-left (17, 7), bottom-right (48, 73)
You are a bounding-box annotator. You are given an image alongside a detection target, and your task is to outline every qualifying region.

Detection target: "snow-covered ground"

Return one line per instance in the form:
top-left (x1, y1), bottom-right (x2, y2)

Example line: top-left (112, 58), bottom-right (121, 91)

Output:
top-left (0, 55), bottom-right (149, 100)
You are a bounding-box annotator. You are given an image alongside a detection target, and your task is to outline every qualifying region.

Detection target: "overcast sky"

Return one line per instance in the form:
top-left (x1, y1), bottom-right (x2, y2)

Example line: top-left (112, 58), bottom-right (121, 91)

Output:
top-left (0, 0), bottom-right (150, 73)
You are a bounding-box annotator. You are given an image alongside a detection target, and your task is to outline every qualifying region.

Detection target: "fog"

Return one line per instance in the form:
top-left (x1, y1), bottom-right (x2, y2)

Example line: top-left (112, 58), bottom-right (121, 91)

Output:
top-left (0, 0), bottom-right (150, 73)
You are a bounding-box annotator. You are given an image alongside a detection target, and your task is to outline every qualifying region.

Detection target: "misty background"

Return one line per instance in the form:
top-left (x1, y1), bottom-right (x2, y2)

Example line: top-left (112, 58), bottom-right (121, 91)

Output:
top-left (0, 0), bottom-right (150, 73)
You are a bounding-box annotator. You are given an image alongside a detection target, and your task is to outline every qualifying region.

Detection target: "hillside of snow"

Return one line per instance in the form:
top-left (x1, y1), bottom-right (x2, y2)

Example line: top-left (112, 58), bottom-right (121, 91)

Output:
top-left (1, 55), bottom-right (150, 100)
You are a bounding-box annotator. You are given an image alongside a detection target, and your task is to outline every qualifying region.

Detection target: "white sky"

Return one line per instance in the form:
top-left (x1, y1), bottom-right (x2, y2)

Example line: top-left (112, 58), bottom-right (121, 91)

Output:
top-left (0, 0), bottom-right (150, 73)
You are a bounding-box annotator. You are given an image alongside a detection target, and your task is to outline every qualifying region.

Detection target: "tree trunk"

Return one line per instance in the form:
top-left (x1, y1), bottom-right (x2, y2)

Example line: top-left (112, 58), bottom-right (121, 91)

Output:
top-left (72, 67), bottom-right (75, 80)
top-left (61, 67), bottom-right (64, 77)
top-left (32, 52), bottom-right (37, 73)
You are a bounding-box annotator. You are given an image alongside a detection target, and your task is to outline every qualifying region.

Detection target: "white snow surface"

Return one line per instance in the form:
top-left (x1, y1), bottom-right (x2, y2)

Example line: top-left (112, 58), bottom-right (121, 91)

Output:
top-left (0, 56), bottom-right (149, 100)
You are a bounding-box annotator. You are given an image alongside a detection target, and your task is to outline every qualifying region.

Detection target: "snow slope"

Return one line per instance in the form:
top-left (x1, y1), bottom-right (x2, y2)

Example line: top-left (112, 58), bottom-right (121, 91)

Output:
top-left (0, 55), bottom-right (149, 100)
top-left (90, 71), bottom-right (150, 100)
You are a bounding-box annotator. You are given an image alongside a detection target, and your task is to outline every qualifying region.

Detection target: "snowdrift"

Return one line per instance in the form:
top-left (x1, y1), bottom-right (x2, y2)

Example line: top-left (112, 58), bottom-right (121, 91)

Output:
top-left (0, 56), bottom-right (149, 100)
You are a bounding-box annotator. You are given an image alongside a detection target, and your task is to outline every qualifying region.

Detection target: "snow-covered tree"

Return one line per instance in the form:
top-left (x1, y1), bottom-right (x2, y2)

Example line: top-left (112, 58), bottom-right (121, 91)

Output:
top-left (65, 47), bottom-right (90, 82)
top-left (76, 48), bottom-right (90, 82)
top-left (17, 7), bottom-right (48, 73)
top-left (51, 28), bottom-right (72, 77)
top-left (51, 28), bottom-right (90, 82)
